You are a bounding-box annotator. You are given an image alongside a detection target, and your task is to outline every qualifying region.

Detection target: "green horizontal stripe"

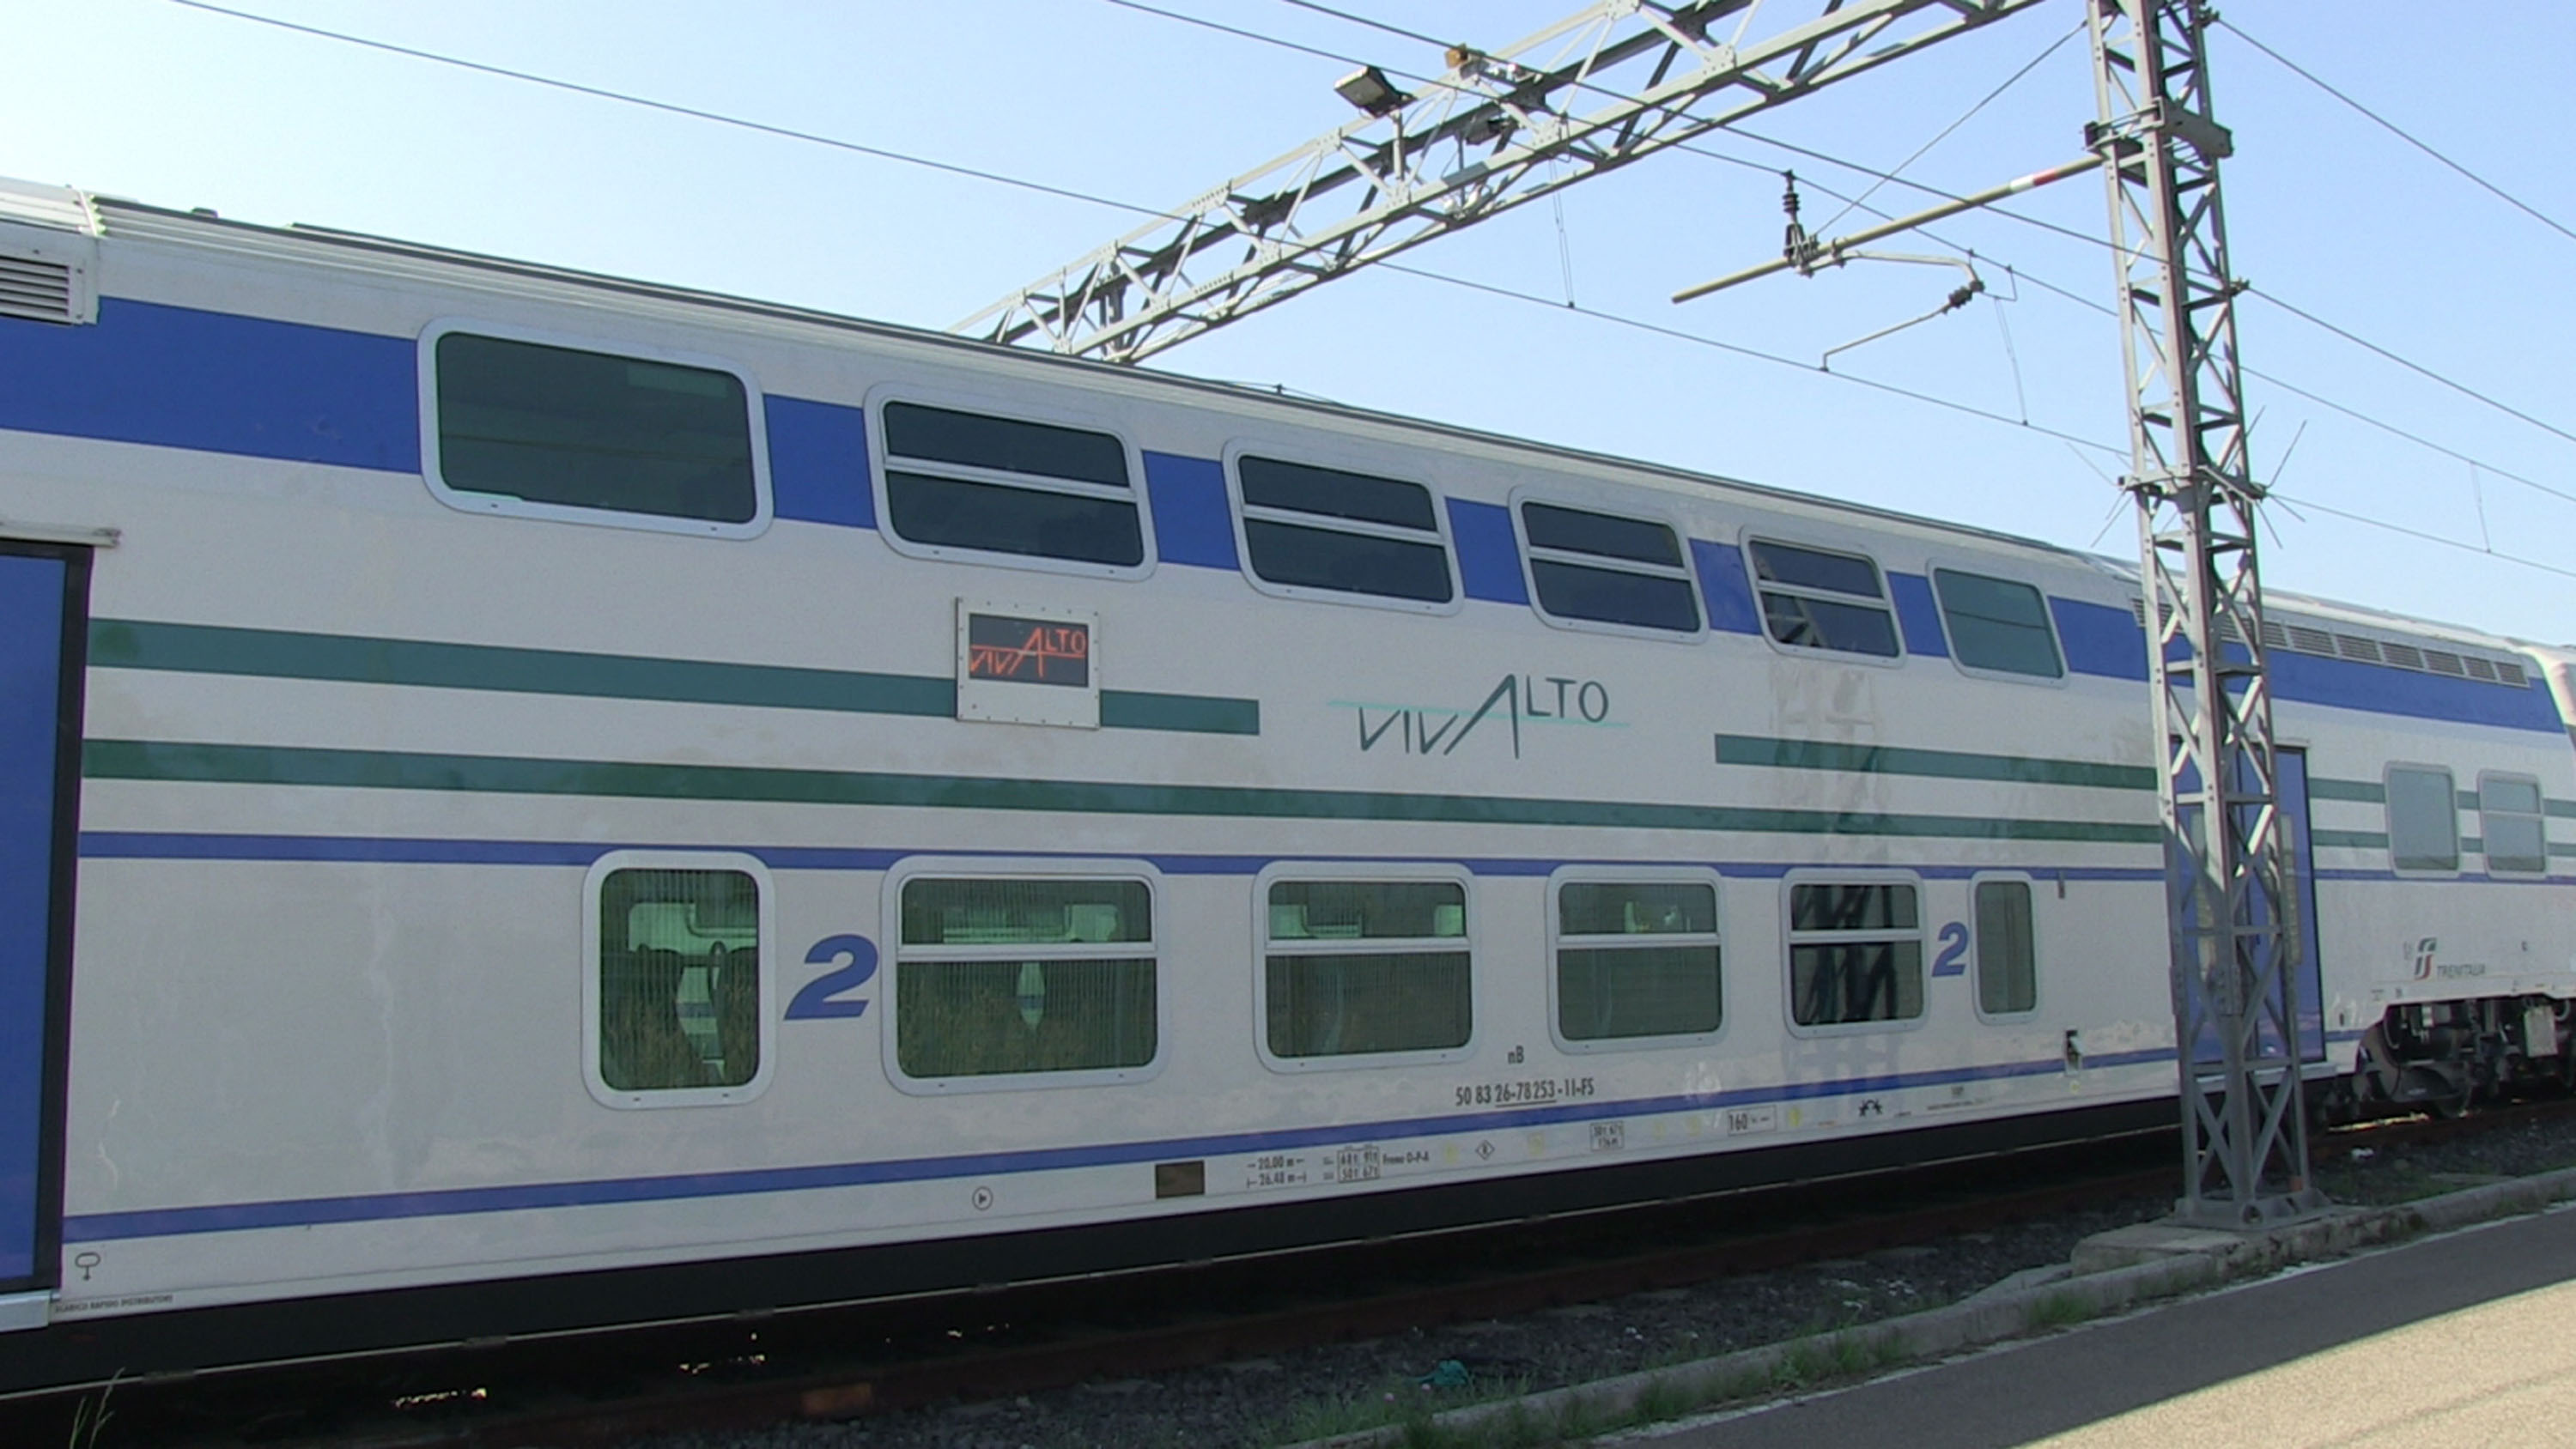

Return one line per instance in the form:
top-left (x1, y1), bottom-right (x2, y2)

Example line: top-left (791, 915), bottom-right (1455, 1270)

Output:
top-left (2310, 828), bottom-right (2389, 851)
top-left (2308, 778), bottom-right (2385, 803)
top-left (2551, 842), bottom-right (2576, 858)
top-left (88, 620), bottom-right (1257, 737)
top-left (2549, 799), bottom-right (2576, 820)
top-left (82, 740), bottom-right (2163, 845)
top-left (2461, 835), bottom-right (2485, 854)
top-left (1712, 735), bottom-right (2154, 791)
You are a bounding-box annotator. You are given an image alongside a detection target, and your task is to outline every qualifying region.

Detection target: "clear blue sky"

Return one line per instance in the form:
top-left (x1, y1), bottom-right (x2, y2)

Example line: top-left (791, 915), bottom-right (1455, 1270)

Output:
top-left (9, 1), bottom-right (2572, 644)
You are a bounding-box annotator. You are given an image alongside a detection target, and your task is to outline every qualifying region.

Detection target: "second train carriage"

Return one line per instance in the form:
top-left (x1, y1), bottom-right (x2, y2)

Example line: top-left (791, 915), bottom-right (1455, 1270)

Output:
top-left (0, 174), bottom-right (2570, 1390)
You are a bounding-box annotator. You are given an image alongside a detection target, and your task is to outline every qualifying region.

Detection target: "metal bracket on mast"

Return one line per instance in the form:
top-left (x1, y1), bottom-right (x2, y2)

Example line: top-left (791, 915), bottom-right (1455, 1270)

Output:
top-left (2090, 0), bottom-right (2319, 1228)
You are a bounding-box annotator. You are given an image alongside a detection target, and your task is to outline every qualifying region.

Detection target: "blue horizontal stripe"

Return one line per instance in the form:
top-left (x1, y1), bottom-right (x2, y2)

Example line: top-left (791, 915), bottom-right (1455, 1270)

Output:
top-left (1144, 451), bottom-right (1236, 570)
top-left (78, 831), bottom-right (2171, 884)
top-left (1448, 497), bottom-right (1528, 606)
top-left (0, 299), bottom-right (418, 471)
top-left (1691, 539), bottom-right (1761, 636)
top-left (764, 395), bottom-right (873, 529)
top-left (1888, 572), bottom-right (1948, 658)
top-left (61, 1047), bottom-right (2178, 1243)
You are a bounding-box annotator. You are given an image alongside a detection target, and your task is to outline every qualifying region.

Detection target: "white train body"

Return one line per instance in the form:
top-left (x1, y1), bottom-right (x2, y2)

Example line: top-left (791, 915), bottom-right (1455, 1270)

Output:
top-left (0, 179), bottom-right (2567, 1387)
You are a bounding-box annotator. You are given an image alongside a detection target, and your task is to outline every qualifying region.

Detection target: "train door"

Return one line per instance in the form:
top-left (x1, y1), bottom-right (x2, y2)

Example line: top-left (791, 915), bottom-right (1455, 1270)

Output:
top-left (2179, 746), bottom-right (2328, 1067)
top-left (0, 543), bottom-right (85, 1307)
top-left (2275, 748), bottom-right (2327, 1064)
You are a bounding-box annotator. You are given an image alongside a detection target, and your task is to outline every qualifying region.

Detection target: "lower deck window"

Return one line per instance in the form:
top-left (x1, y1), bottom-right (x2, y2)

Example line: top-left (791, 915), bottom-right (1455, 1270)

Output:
top-left (597, 865), bottom-right (762, 1092)
top-left (2481, 774), bottom-right (2547, 875)
top-left (1265, 879), bottom-right (1470, 1058)
top-left (1555, 879), bottom-right (1722, 1041)
top-left (1974, 879), bottom-right (2038, 1016)
top-left (2387, 766), bottom-right (2459, 873)
top-left (895, 876), bottom-right (1157, 1079)
top-left (1788, 881), bottom-right (1923, 1027)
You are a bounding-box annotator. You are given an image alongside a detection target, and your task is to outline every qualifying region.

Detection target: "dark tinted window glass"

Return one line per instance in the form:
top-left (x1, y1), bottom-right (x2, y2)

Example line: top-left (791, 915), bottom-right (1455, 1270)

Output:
top-left (902, 878), bottom-right (1151, 946)
top-left (1522, 502), bottom-right (1682, 567)
top-left (1974, 880), bottom-right (2037, 1015)
top-left (1789, 882), bottom-right (1918, 932)
top-left (2480, 776), bottom-right (2545, 875)
top-left (883, 402), bottom-right (1128, 487)
top-left (1531, 561), bottom-right (1701, 633)
top-left (436, 333), bottom-right (756, 524)
top-left (1266, 953), bottom-right (1471, 1057)
top-left (1751, 541), bottom-right (1880, 598)
top-left (1268, 881), bottom-right (1465, 939)
top-left (1790, 941), bottom-right (1924, 1026)
top-left (1761, 592), bottom-right (1900, 657)
top-left (2388, 767), bottom-right (2459, 872)
top-left (896, 959), bottom-right (1156, 1077)
top-left (1937, 569), bottom-right (2063, 678)
top-left (1239, 457), bottom-right (1436, 530)
top-left (1558, 946), bottom-right (1722, 1040)
top-left (886, 471), bottom-right (1145, 567)
top-left (1243, 518), bottom-right (1453, 602)
top-left (598, 867), bottom-right (761, 1091)
top-left (1559, 882), bottom-right (1717, 937)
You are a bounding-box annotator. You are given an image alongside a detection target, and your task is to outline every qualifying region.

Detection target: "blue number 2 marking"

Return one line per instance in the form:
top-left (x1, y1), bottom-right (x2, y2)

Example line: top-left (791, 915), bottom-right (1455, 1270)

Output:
top-left (786, 934), bottom-right (878, 1020)
top-left (1931, 921), bottom-right (1970, 978)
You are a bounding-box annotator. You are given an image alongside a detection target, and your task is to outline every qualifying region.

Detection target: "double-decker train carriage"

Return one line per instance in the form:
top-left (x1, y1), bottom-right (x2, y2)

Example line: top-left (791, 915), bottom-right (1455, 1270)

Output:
top-left (0, 174), bottom-right (2568, 1391)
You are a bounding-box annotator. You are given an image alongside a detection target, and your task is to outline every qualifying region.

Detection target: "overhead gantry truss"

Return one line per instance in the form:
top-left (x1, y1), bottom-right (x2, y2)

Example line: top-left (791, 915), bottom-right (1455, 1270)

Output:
top-left (954, 0), bottom-right (2050, 365)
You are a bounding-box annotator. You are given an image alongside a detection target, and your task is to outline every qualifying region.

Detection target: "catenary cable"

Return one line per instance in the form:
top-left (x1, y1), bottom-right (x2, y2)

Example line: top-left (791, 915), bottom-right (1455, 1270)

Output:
top-left (2218, 17), bottom-right (2576, 250)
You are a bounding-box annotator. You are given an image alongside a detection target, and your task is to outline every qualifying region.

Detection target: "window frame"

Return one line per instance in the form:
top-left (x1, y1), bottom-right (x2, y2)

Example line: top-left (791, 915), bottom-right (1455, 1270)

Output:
top-left (879, 856), bottom-right (1169, 1096)
top-left (580, 849), bottom-right (777, 1110)
top-left (418, 318), bottom-right (774, 541)
top-left (1253, 860), bottom-right (1478, 1072)
top-left (2385, 763), bottom-right (2462, 877)
top-left (1968, 872), bottom-right (2042, 1022)
top-left (1545, 865), bottom-right (1727, 1054)
top-left (1779, 870), bottom-right (1929, 1037)
top-left (1510, 489), bottom-right (1707, 642)
top-left (866, 383), bottom-right (1157, 581)
top-left (1929, 561), bottom-right (2068, 686)
top-left (1223, 440), bottom-right (1463, 616)
top-left (1741, 534), bottom-right (1906, 666)
top-left (2477, 770), bottom-right (2549, 877)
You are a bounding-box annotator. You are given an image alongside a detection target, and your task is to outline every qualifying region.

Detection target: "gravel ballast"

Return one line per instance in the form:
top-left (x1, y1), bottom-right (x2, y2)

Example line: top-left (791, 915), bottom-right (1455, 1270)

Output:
top-left (629, 1110), bottom-right (2576, 1449)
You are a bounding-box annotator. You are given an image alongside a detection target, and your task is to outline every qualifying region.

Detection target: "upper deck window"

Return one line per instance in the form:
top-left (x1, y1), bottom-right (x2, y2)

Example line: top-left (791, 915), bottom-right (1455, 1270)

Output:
top-left (1748, 540), bottom-right (1899, 658)
top-left (1235, 456), bottom-right (1455, 604)
top-left (880, 402), bottom-right (1145, 567)
top-left (1521, 502), bottom-right (1702, 634)
top-left (429, 330), bottom-right (764, 533)
top-left (1934, 568), bottom-right (2064, 678)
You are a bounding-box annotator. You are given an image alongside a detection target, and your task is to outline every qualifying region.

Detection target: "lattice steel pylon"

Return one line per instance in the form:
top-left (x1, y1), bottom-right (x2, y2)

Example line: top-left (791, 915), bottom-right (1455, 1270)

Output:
top-left (2087, 0), bottom-right (2321, 1227)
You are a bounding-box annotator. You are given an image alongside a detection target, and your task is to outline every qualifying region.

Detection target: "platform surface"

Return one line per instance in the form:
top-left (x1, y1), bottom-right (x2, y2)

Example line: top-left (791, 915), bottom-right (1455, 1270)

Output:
top-left (1638, 1203), bottom-right (2576, 1447)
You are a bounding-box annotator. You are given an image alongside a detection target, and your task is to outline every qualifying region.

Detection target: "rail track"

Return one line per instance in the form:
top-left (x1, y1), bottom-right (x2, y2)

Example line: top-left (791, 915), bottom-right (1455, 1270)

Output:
top-left (15, 1102), bottom-right (2570, 1449)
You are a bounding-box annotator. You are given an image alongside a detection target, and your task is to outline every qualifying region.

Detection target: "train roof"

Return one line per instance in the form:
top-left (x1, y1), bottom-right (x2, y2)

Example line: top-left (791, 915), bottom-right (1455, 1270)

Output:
top-left (0, 175), bottom-right (2549, 665)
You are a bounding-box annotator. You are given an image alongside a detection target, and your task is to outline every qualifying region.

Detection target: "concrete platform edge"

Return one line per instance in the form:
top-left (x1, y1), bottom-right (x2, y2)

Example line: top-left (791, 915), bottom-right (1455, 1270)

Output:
top-left (1286, 1165), bottom-right (2576, 1449)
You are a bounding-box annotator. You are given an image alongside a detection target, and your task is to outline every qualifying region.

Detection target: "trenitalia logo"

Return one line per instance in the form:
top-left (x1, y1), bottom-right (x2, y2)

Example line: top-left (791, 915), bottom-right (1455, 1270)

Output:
top-left (2411, 937), bottom-right (2439, 980)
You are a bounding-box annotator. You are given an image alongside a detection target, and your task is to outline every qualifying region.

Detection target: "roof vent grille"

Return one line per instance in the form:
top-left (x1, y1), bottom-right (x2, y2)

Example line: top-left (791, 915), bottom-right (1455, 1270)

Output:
top-left (0, 252), bottom-right (76, 324)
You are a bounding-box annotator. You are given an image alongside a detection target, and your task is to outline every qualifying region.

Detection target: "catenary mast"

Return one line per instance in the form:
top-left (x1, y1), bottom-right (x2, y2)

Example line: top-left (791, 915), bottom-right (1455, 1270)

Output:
top-left (2087, 0), bottom-right (2316, 1224)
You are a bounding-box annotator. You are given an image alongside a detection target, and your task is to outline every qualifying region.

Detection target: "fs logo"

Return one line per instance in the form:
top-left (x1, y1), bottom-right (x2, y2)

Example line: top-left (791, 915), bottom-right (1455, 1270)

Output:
top-left (2409, 937), bottom-right (2439, 980)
